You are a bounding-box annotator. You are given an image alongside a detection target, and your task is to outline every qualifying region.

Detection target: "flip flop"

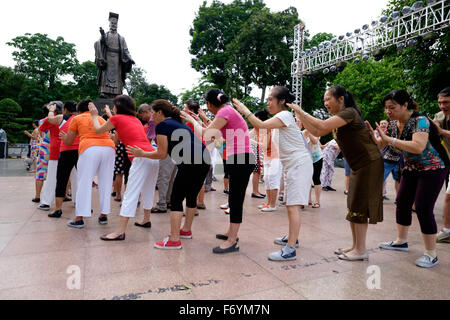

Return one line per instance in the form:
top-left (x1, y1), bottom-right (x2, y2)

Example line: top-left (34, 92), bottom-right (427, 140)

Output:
top-left (312, 203), bottom-right (320, 208)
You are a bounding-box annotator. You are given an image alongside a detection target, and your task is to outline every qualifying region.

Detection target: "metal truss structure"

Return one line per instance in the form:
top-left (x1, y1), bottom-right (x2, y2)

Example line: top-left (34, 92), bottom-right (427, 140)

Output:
top-left (291, 0), bottom-right (450, 106)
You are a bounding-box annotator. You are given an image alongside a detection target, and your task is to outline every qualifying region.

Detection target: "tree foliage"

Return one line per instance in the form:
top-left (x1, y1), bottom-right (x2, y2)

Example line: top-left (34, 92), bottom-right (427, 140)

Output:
top-left (125, 67), bottom-right (177, 106)
top-left (190, 0), bottom-right (266, 92)
top-left (227, 7), bottom-right (300, 102)
top-left (0, 98), bottom-right (31, 143)
top-left (380, 0), bottom-right (450, 116)
top-left (333, 59), bottom-right (408, 125)
top-left (72, 61), bottom-right (99, 101)
top-left (7, 33), bottom-right (78, 91)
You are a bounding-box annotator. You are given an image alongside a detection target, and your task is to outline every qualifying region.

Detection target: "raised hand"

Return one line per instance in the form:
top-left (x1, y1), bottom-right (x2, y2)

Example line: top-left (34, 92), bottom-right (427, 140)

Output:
top-left (88, 102), bottom-right (98, 117)
top-left (47, 104), bottom-right (56, 112)
top-left (232, 98), bottom-right (249, 115)
top-left (180, 110), bottom-right (195, 124)
top-left (375, 122), bottom-right (389, 142)
top-left (104, 104), bottom-right (113, 118)
top-left (286, 103), bottom-right (302, 113)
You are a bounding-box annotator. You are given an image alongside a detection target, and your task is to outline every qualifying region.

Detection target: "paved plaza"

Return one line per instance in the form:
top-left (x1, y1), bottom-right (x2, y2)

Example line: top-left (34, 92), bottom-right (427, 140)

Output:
top-left (0, 159), bottom-right (449, 300)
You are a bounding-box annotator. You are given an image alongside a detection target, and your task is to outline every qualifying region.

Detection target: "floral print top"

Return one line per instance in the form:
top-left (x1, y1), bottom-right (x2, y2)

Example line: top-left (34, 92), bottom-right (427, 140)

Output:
top-left (386, 115), bottom-right (444, 171)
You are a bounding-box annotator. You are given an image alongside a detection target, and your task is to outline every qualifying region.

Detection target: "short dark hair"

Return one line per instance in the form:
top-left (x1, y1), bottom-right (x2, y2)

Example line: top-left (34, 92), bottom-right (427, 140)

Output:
top-left (42, 105), bottom-right (49, 116)
top-left (254, 109), bottom-right (270, 121)
top-left (204, 89), bottom-right (229, 107)
top-left (438, 87), bottom-right (450, 98)
top-left (184, 99), bottom-right (200, 114)
top-left (64, 101), bottom-right (77, 113)
top-left (382, 90), bottom-right (418, 110)
top-left (271, 86), bottom-right (295, 108)
top-left (151, 99), bottom-right (182, 123)
top-left (113, 95), bottom-right (136, 116)
top-left (77, 99), bottom-right (93, 113)
top-left (33, 120), bottom-right (40, 127)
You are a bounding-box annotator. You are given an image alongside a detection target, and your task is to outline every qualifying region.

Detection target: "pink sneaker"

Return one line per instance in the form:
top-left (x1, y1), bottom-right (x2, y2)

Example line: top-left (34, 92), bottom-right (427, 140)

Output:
top-left (154, 237), bottom-right (182, 250)
top-left (179, 229), bottom-right (192, 239)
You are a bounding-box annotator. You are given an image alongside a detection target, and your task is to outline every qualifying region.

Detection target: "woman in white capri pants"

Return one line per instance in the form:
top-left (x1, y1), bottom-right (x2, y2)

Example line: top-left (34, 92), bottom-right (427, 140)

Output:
top-left (60, 99), bottom-right (115, 228)
top-left (233, 86), bottom-right (313, 262)
top-left (89, 95), bottom-right (159, 241)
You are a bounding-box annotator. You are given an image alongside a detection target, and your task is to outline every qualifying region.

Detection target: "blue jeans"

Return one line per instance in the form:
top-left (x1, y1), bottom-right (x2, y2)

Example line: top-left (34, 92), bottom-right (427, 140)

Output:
top-left (383, 160), bottom-right (400, 182)
top-left (343, 158), bottom-right (350, 177)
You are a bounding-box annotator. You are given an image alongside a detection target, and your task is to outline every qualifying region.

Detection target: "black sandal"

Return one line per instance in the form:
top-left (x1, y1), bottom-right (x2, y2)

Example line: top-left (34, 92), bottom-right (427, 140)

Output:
top-left (212, 241), bottom-right (239, 254)
top-left (134, 221), bottom-right (151, 228)
top-left (216, 234), bottom-right (239, 241)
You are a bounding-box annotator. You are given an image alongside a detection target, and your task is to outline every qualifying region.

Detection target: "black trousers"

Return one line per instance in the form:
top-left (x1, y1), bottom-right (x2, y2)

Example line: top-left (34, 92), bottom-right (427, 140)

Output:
top-left (226, 153), bottom-right (255, 224)
top-left (396, 168), bottom-right (448, 234)
top-left (170, 163), bottom-right (211, 212)
top-left (55, 150), bottom-right (78, 198)
top-left (312, 158), bottom-right (323, 186)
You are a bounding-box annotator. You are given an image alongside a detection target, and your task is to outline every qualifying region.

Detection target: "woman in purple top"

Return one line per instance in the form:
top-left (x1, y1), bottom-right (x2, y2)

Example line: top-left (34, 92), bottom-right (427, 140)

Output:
top-left (182, 88), bottom-right (255, 254)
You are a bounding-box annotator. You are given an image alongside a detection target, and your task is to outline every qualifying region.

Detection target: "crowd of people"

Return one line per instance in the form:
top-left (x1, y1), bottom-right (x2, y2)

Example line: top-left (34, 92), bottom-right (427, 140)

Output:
top-left (26, 85), bottom-right (450, 268)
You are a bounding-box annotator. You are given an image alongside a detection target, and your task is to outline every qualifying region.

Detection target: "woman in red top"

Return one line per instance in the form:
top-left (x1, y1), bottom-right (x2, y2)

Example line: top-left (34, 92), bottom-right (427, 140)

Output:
top-left (89, 95), bottom-right (159, 241)
top-left (37, 101), bottom-right (63, 211)
top-left (46, 101), bottom-right (80, 219)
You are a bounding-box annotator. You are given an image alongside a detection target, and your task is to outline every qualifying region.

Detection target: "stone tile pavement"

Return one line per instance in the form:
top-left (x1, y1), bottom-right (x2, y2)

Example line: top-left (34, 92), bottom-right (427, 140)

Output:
top-left (0, 159), bottom-right (448, 300)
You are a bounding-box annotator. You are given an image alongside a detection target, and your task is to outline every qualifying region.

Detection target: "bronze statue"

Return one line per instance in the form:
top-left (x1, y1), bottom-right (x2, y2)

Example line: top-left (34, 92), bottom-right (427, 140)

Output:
top-left (94, 12), bottom-right (135, 99)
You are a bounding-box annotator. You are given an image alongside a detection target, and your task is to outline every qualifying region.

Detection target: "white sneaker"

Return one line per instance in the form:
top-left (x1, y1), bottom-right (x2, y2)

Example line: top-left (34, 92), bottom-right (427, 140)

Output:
top-left (224, 208), bottom-right (230, 215)
top-left (220, 203), bottom-right (229, 210)
top-left (261, 206), bottom-right (277, 212)
top-left (257, 202), bottom-right (267, 209)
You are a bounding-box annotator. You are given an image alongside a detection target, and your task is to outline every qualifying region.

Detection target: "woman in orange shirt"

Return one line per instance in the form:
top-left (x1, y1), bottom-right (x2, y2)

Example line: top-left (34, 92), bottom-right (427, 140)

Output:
top-left (60, 99), bottom-right (115, 228)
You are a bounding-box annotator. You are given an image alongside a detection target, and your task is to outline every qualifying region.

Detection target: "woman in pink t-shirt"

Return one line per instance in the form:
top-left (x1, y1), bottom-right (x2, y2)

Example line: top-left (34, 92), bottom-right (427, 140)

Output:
top-left (88, 95), bottom-right (159, 241)
top-left (181, 88), bottom-right (255, 254)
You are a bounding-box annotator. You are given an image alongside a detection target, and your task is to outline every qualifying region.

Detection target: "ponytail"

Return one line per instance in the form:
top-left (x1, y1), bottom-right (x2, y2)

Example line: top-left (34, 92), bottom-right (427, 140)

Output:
top-left (204, 88), bottom-right (229, 107)
top-left (327, 85), bottom-right (361, 115)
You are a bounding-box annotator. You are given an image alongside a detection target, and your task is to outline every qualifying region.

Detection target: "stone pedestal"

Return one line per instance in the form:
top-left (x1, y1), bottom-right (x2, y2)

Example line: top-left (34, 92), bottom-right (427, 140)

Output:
top-left (94, 98), bottom-right (114, 114)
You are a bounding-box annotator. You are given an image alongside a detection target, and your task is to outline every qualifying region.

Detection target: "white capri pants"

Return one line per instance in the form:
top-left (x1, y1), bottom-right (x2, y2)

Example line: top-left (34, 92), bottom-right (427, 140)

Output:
top-left (75, 146), bottom-right (115, 217)
top-left (69, 166), bottom-right (77, 204)
top-left (120, 157), bottom-right (159, 218)
top-left (263, 158), bottom-right (283, 190)
top-left (284, 157), bottom-right (314, 206)
top-left (41, 160), bottom-right (58, 206)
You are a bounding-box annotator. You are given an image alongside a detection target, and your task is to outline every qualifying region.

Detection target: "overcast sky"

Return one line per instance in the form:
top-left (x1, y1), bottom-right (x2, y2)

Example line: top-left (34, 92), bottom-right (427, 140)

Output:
top-left (1, 0), bottom-right (388, 97)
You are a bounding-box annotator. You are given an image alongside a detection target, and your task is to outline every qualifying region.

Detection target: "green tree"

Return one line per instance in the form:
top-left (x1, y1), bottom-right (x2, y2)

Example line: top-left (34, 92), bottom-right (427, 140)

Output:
top-left (189, 0), bottom-right (266, 91)
top-left (125, 67), bottom-right (148, 97)
top-left (333, 59), bottom-right (408, 125)
top-left (0, 66), bottom-right (26, 102)
top-left (72, 61), bottom-right (99, 100)
top-left (381, 0), bottom-right (450, 115)
top-left (124, 67), bottom-right (177, 106)
top-left (178, 78), bottom-right (215, 106)
top-left (133, 83), bottom-right (178, 107)
top-left (227, 7), bottom-right (300, 102)
top-left (0, 98), bottom-right (31, 143)
top-left (7, 33), bottom-right (78, 91)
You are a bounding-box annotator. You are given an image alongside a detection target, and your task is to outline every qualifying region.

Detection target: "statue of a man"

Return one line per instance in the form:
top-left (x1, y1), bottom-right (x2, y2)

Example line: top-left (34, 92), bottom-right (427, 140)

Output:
top-left (94, 12), bottom-right (135, 98)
